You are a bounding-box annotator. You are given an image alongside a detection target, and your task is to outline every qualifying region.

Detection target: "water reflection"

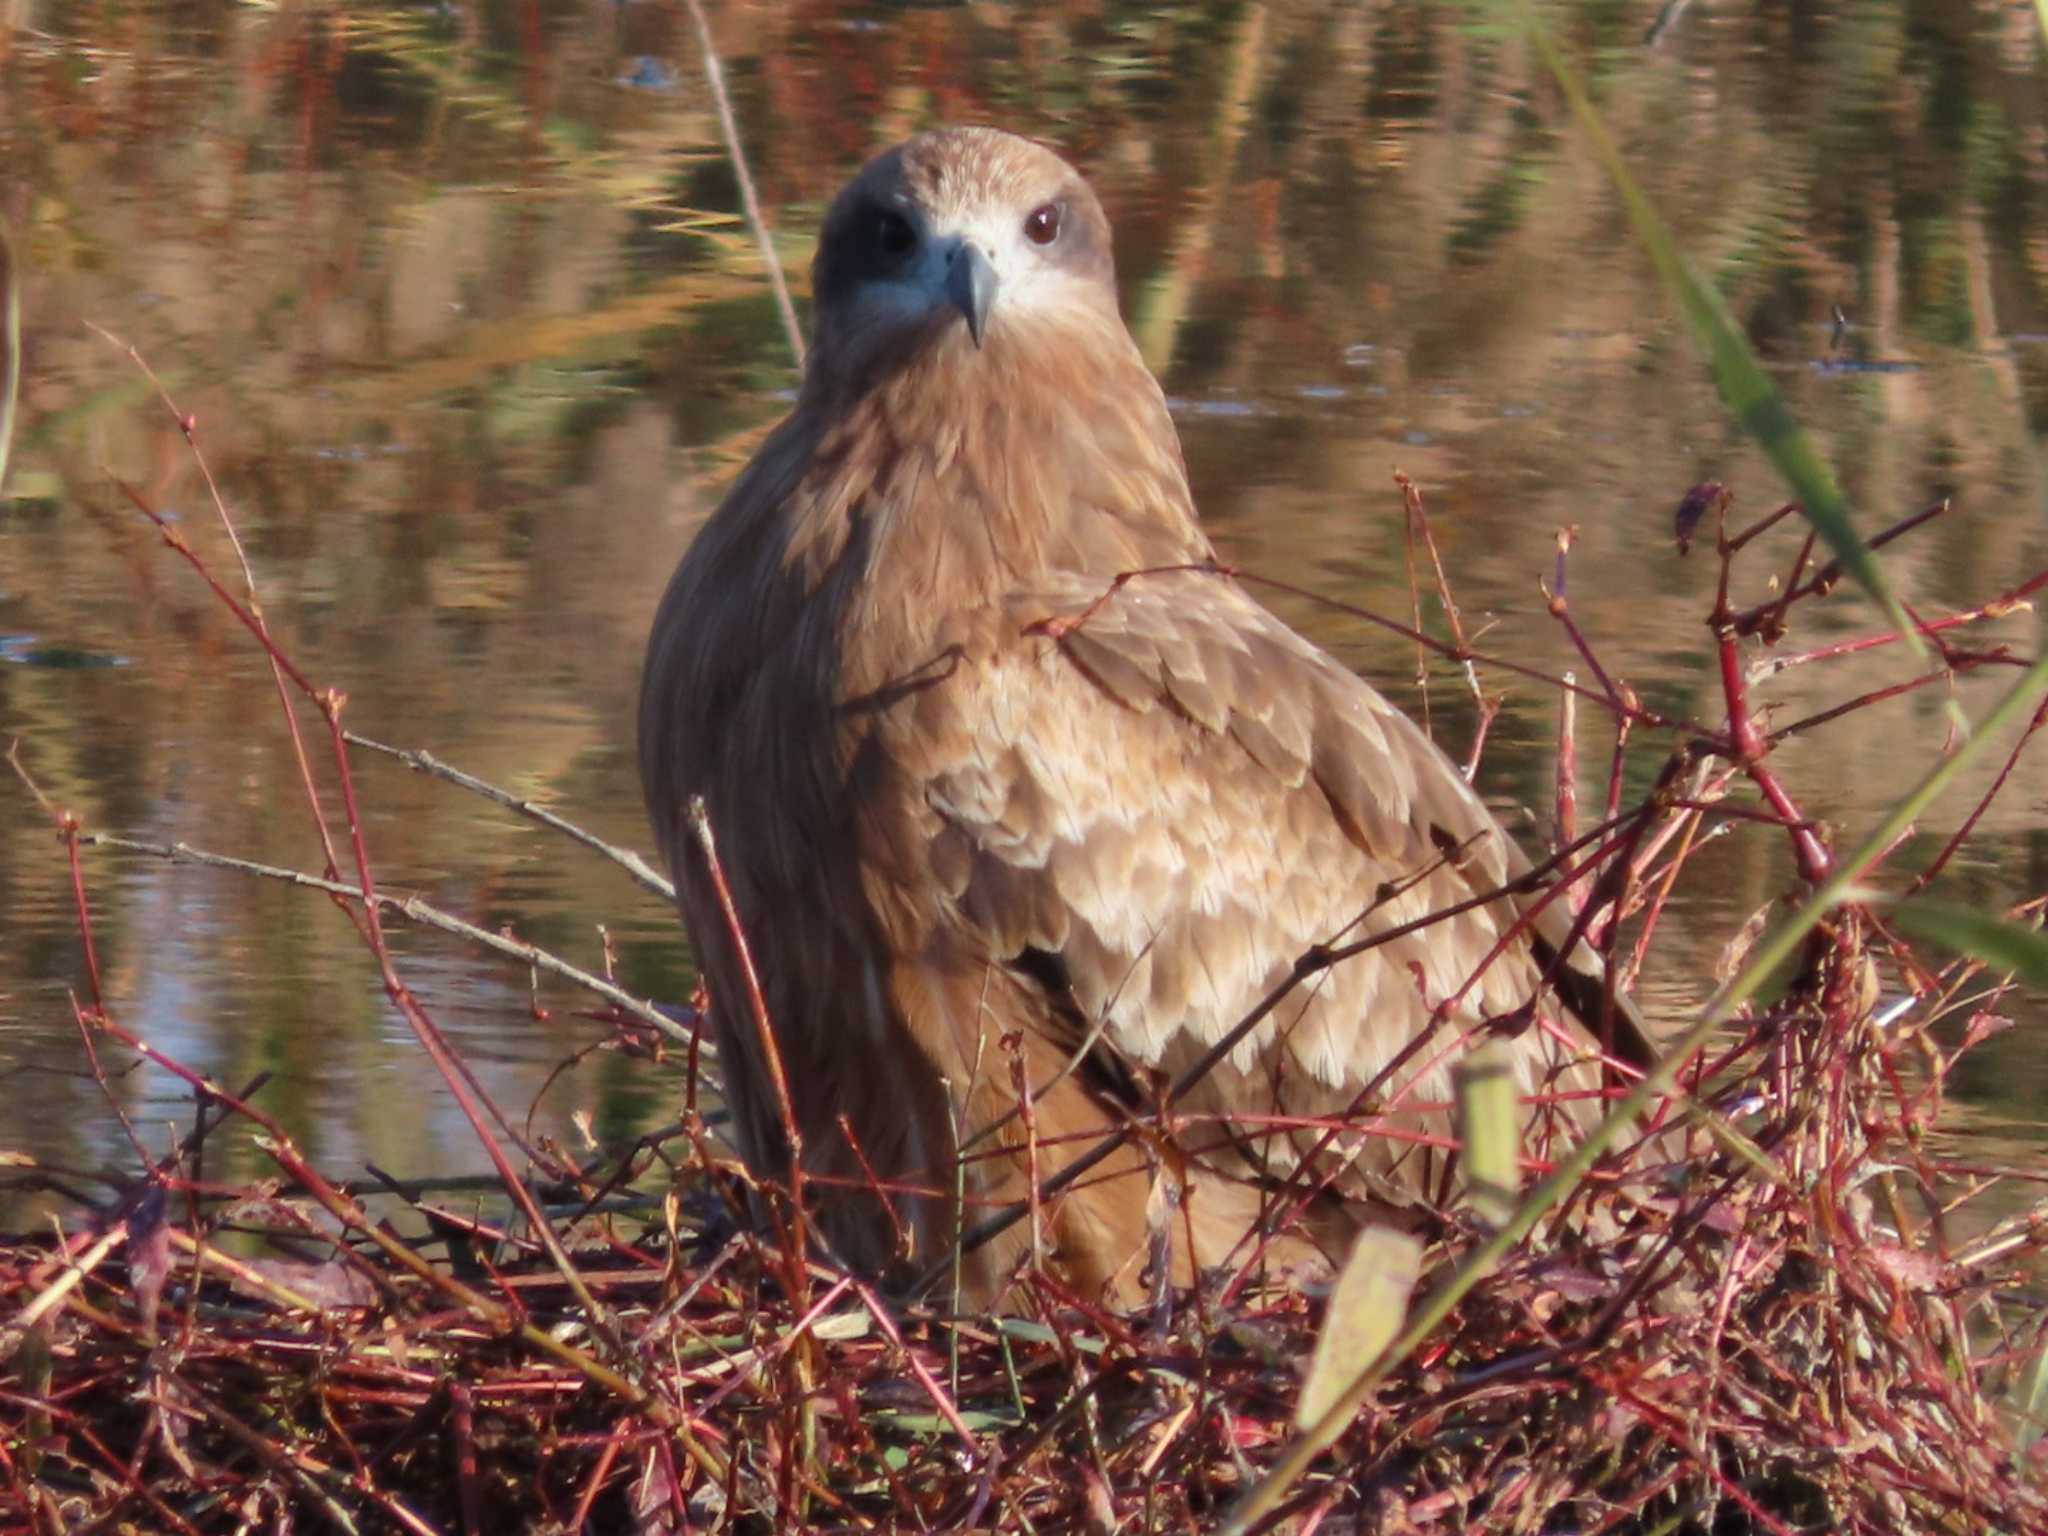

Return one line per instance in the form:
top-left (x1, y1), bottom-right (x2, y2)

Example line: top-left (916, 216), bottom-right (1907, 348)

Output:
top-left (1, 1), bottom-right (2042, 1220)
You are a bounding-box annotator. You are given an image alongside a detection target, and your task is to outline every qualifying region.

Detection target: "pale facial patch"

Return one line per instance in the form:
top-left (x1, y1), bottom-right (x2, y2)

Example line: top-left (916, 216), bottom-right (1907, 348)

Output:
top-left (847, 203), bottom-right (1103, 343)
top-left (812, 126), bottom-right (1119, 363)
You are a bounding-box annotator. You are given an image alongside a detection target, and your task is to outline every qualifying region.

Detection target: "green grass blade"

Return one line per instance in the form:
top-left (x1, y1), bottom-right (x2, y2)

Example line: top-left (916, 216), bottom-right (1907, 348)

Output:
top-left (1509, 0), bottom-right (1919, 659)
top-left (0, 224), bottom-right (19, 500)
top-left (1455, 1041), bottom-right (1522, 1229)
top-left (2021, 1322), bottom-right (2048, 1452)
top-left (1297, 1228), bottom-right (1423, 1430)
top-left (1889, 901), bottom-right (2048, 988)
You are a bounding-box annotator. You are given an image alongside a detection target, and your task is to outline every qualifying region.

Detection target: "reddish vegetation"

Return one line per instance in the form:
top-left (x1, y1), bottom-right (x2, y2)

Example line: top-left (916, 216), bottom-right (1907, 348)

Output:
top-left (2, 375), bottom-right (2046, 1532)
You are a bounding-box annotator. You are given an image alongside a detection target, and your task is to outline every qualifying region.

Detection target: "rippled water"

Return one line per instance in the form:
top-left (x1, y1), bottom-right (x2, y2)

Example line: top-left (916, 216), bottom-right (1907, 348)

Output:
top-left (2, 1), bottom-right (2043, 1220)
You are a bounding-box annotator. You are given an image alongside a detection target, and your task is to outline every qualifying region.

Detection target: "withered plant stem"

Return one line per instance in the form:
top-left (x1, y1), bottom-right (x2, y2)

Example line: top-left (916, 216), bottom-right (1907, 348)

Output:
top-left (71, 827), bottom-right (694, 1049)
top-left (687, 797), bottom-right (812, 1308)
top-left (343, 731), bottom-right (675, 902)
top-left (683, 0), bottom-right (805, 373)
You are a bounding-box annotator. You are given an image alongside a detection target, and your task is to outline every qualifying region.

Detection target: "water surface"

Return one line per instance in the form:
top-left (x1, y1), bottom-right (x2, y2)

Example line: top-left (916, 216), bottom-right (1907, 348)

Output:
top-left (2, 1), bottom-right (2044, 1219)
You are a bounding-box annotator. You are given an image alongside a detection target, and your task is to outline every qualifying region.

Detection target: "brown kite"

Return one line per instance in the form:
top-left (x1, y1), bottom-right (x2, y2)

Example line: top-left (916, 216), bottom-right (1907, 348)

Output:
top-left (640, 127), bottom-right (1651, 1308)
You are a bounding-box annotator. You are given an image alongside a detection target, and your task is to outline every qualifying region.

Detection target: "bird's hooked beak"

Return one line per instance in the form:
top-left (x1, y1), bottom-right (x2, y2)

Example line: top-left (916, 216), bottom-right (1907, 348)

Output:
top-left (946, 242), bottom-right (998, 348)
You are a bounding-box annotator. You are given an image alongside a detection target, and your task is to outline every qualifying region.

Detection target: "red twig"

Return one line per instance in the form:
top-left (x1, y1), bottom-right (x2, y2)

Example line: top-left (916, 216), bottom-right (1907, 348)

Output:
top-left (1910, 693), bottom-right (2048, 892)
top-left (1541, 524), bottom-right (1631, 715)
top-left (687, 796), bottom-right (810, 1305)
top-left (87, 326), bottom-right (350, 883)
top-left (1728, 499), bottom-right (1953, 638)
top-left (1708, 504), bottom-right (1833, 885)
top-left (1756, 568), bottom-right (2047, 681)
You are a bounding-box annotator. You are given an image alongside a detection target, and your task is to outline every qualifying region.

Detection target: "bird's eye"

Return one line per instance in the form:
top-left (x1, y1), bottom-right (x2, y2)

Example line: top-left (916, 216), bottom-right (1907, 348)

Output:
top-left (872, 208), bottom-right (917, 259)
top-left (1023, 202), bottom-right (1062, 246)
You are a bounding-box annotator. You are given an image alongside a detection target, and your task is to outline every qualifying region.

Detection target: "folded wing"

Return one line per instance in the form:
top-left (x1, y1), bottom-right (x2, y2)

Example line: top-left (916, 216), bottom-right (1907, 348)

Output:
top-left (873, 566), bottom-right (1633, 1202)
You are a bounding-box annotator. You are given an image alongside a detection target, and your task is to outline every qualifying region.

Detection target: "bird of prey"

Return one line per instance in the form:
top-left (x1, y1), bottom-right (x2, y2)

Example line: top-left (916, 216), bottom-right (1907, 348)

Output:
top-left (640, 126), bottom-right (1652, 1309)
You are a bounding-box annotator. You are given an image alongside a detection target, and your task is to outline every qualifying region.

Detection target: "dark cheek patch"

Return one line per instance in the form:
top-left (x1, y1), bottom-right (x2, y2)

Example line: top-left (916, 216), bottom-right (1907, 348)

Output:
top-left (815, 214), bottom-right (890, 319)
top-left (813, 154), bottom-right (916, 323)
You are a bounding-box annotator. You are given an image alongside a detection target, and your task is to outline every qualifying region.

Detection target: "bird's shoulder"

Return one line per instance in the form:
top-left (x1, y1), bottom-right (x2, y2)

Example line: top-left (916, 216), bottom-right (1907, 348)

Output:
top-left (889, 566), bottom-right (1515, 896)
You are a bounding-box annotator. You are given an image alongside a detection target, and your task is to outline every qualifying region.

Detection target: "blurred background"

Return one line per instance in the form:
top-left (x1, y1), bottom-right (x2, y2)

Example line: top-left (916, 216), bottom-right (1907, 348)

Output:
top-left (0, 0), bottom-right (2043, 1221)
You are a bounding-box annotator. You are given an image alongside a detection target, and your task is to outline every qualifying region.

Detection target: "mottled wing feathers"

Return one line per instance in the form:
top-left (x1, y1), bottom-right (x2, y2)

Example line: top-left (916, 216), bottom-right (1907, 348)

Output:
top-left (875, 566), bottom-right (1608, 1197)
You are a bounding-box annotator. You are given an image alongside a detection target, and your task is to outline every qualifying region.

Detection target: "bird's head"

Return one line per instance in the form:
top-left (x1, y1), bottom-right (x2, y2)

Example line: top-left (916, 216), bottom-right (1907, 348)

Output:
top-left (807, 127), bottom-right (1121, 386)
